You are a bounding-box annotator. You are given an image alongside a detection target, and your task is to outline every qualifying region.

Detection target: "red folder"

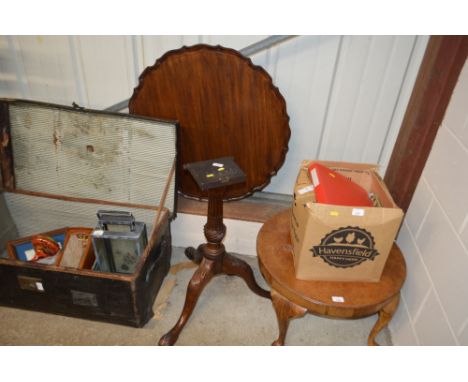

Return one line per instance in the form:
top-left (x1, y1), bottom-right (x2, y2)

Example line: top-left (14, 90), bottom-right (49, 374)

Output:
top-left (308, 162), bottom-right (373, 207)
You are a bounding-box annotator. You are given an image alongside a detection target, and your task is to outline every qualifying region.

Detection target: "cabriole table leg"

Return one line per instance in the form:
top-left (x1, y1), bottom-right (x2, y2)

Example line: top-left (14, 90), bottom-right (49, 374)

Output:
top-left (271, 289), bottom-right (307, 346)
top-left (367, 293), bottom-right (400, 346)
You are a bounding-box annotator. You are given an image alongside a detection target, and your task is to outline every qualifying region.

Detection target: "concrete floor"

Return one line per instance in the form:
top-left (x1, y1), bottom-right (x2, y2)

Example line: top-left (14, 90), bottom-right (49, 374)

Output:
top-left (0, 247), bottom-right (392, 346)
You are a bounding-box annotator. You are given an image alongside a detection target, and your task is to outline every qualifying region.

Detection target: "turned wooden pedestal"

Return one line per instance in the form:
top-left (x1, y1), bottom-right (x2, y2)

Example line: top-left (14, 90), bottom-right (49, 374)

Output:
top-left (159, 188), bottom-right (270, 346)
top-left (257, 209), bottom-right (406, 346)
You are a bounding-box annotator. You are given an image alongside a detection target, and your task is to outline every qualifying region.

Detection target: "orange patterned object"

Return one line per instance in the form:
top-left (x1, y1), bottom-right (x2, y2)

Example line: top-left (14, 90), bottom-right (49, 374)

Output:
top-left (30, 235), bottom-right (61, 262)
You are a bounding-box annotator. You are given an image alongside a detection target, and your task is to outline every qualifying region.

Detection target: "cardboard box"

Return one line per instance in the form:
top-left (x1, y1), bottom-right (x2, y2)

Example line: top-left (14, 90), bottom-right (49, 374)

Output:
top-left (290, 160), bottom-right (403, 282)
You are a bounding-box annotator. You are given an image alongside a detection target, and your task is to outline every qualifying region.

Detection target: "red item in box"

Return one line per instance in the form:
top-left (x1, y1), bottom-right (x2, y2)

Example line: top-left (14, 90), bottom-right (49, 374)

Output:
top-left (308, 162), bottom-right (373, 207)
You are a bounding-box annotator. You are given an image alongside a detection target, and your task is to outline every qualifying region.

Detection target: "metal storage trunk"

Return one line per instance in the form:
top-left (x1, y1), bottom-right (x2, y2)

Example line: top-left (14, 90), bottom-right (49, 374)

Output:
top-left (0, 99), bottom-right (177, 327)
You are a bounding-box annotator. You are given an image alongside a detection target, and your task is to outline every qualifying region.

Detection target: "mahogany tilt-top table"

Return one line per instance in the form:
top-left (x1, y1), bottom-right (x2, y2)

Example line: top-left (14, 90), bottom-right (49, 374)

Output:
top-left (128, 44), bottom-right (291, 345)
top-left (257, 209), bottom-right (406, 346)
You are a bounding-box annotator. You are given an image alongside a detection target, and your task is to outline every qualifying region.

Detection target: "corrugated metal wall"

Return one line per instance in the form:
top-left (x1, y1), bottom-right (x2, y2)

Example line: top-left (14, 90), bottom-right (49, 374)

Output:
top-left (0, 35), bottom-right (428, 195)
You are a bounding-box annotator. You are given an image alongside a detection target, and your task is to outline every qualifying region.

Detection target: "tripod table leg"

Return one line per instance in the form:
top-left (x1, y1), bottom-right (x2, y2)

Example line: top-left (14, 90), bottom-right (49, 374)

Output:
top-left (159, 257), bottom-right (216, 346)
top-left (223, 253), bottom-right (271, 299)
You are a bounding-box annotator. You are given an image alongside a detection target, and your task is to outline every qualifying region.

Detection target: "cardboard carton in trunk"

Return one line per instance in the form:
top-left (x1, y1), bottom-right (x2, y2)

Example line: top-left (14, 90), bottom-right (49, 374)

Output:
top-left (291, 160), bottom-right (403, 282)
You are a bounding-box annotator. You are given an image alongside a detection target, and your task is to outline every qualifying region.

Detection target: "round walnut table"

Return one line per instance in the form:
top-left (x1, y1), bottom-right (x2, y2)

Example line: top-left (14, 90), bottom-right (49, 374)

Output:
top-left (257, 209), bottom-right (406, 346)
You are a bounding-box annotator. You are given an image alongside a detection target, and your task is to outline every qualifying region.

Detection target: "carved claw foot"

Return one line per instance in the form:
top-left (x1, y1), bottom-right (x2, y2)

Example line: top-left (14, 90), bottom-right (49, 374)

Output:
top-left (185, 246), bottom-right (203, 264)
top-left (158, 332), bottom-right (176, 346)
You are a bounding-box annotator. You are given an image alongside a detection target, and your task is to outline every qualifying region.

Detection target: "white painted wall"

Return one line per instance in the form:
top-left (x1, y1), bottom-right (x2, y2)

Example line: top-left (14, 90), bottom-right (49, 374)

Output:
top-left (390, 58), bottom-right (468, 345)
top-left (0, 35), bottom-right (428, 195)
top-left (172, 214), bottom-right (262, 256)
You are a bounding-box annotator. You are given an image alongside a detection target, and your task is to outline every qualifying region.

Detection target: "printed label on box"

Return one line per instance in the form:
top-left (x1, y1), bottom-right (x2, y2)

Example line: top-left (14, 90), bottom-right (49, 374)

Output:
top-left (297, 185), bottom-right (314, 195)
top-left (311, 168), bottom-right (320, 186)
top-left (311, 226), bottom-right (379, 268)
top-left (352, 208), bottom-right (365, 216)
top-left (71, 290), bottom-right (99, 307)
top-left (17, 275), bottom-right (45, 293)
